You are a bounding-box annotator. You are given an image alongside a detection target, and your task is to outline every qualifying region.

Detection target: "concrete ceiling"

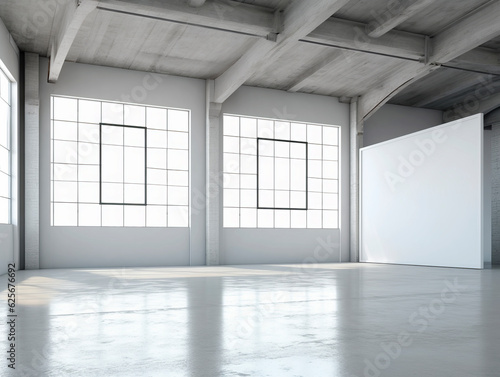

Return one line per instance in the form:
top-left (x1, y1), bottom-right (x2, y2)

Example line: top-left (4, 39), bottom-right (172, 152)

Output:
top-left (69, 8), bottom-right (258, 78)
top-left (335, 0), bottom-right (493, 35)
top-left (1, 0), bottom-right (500, 122)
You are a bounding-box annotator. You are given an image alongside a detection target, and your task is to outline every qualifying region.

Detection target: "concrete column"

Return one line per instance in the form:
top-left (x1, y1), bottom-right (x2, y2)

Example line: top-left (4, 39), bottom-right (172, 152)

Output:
top-left (24, 53), bottom-right (39, 269)
top-left (492, 124), bottom-right (500, 265)
top-left (484, 129), bottom-right (492, 265)
top-left (350, 97), bottom-right (363, 263)
top-left (206, 80), bottom-right (221, 265)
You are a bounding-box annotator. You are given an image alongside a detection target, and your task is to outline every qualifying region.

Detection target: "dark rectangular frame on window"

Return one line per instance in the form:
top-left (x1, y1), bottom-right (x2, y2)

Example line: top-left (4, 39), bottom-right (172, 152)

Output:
top-left (257, 137), bottom-right (308, 210)
top-left (99, 123), bottom-right (147, 206)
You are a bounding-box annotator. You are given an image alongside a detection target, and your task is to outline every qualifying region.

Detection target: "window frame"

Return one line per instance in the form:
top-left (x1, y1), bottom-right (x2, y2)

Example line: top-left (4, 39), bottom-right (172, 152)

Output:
top-left (99, 122), bottom-right (148, 206)
top-left (256, 137), bottom-right (308, 211)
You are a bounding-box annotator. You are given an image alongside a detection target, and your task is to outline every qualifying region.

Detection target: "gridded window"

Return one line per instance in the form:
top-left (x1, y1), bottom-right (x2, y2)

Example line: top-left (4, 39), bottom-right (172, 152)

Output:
top-left (0, 69), bottom-right (11, 224)
top-left (50, 96), bottom-right (190, 227)
top-left (257, 138), bottom-right (307, 210)
top-left (223, 114), bottom-right (339, 229)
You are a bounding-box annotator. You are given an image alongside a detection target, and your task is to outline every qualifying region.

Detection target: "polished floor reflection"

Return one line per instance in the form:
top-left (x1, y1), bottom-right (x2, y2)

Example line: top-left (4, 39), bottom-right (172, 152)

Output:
top-left (1, 263), bottom-right (499, 376)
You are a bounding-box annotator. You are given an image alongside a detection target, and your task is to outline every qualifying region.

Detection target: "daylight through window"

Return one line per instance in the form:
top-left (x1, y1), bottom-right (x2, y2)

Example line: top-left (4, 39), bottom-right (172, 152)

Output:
top-left (0, 69), bottom-right (11, 224)
top-left (223, 114), bottom-right (340, 229)
top-left (50, 96), bottom-right (190, 227)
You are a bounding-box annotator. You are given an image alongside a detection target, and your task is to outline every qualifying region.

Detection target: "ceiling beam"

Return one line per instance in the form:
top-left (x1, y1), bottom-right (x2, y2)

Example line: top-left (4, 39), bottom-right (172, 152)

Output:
top-left (303, 17), bottom-right (424, 60)
top-left (302, 17), bottom-right (500, 71)
top-left (187, 0), bottom-right (206, 6)
top-left (359, 0), bottom-right (500, 123)
top-left (48, 0), bottom-right (97, 83)
top-left (97, 0), bottom-right (275, 37)
top-left (446, 48), bottom-right (500, 74)
top-left (431, 1), bottom-right (500, 63)
top-left (367, 0), bottom-right (435, 38)
top-left (357, 62), bottom-right (441, 122)
top-left (287, 50), bottom-right (355, 92)
top-left (96, 1), bottom-right (499, 73)
top-left (213, 0), bottom-right (352, 103)
top-left (93, 0), bottom-right (500, 112)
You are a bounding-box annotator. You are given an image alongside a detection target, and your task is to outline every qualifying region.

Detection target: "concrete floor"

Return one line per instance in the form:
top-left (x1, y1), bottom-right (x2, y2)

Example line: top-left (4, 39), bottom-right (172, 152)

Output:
top-left (1, 263), bottom-right (499, 377)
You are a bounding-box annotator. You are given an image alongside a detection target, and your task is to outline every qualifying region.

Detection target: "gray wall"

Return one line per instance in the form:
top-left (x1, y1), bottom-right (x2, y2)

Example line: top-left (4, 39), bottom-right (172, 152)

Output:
top-left (0, 17), bottom-right (19, 275)
top-left (364, 103), bottom-right (443, 147)
top-left (39, 58), bottom-right (206, 268)
top-left (221, 86), bottom-right (349, 264)
top-left (40, 63), bottom-right (351, 268)
top-left (35, 59), bottom-right (470, 268)
top-left (493, 124), bottom-right (500, 264)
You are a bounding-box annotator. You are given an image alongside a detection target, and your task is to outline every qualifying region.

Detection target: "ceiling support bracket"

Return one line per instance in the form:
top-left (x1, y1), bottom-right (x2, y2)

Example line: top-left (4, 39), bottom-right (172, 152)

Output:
top-left (267, 10), bottom-right (284, 42)
top-left (421, 35), bottom-right (431, 64)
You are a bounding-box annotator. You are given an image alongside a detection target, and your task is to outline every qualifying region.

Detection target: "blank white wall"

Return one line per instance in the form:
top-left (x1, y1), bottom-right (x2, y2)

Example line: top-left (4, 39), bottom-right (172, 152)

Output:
top-left (39, 58), bottom-right (206, 268)
top-left (360, 114), bottom-right (486, 269)
top-left (220, 86), bottom-right (349, 264)
top-left (364, 103), bottom-right (443, 147)
top-left (0, 16), bottom-right (19, 274)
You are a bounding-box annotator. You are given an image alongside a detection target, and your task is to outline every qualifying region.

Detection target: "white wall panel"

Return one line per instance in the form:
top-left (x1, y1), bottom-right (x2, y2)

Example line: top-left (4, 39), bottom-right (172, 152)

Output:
top-left (360, 114), bottom-right (486, 269)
